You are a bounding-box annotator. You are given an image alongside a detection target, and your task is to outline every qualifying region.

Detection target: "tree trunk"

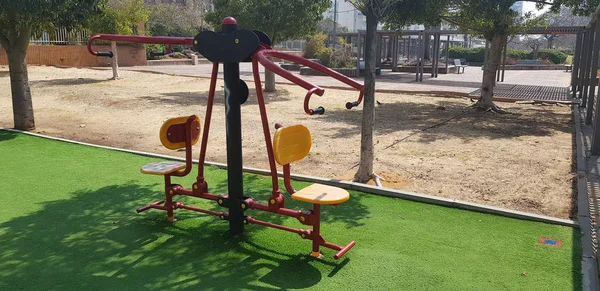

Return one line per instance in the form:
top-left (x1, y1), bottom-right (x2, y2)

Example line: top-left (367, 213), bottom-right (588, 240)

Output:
top-left (423, 33), bottom-right (431, 60)
top-left (474, 34), bottom-right (505, 112)
top-left (1, 28), bottom-right (35, 130)
top-left (354, 8), bottom-right (377, 183)
top-left (264, 69), bottom-right (276, 92)
top-left (547, 37), bottom-right (555, 49)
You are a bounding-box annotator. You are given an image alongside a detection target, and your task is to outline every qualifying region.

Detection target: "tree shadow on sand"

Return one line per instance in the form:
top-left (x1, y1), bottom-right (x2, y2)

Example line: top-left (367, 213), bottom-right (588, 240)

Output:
top-left (136, 88), bottom-right (295, 107)
top-left (29, 78), bottom-right (110, 87)
top-left (309, 99), bottom-right (571, 144)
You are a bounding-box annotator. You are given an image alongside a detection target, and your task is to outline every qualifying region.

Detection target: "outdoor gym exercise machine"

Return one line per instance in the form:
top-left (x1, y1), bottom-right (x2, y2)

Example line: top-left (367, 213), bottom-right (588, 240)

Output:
top-left (88, 17), bottom-right (364, 259)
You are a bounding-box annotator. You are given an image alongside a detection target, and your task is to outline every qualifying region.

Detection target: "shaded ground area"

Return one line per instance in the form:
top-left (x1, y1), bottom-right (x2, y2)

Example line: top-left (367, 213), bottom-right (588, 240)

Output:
top-left (0, 66), bottom-right (574, 219)
top-left (0, 131), bottom-right (581, 290)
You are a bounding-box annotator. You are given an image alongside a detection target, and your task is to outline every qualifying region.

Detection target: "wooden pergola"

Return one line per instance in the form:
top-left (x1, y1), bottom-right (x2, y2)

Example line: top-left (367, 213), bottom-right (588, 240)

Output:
top-left (573, 5), bottom-right (600, 155)
top-left (338, 26), bottom-right (581, 82)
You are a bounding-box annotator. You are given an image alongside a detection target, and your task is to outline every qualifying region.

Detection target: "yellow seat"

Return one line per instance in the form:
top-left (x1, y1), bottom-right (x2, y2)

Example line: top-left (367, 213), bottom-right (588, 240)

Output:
top-left (291, 183), bottom-right (350, 205)
top-left (273, 124), bottom-right (349, 205)
top-left (273, 124), bottom-right (312, 166)
top-left (141, 161), bottom-right (186, 175)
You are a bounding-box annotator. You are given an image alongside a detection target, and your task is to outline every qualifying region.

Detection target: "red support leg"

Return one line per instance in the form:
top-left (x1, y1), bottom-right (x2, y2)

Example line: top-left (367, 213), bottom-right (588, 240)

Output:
top-left (311, 204), bottom-right (323, 258)
top-left (164, 175), bottom-right (176, 222)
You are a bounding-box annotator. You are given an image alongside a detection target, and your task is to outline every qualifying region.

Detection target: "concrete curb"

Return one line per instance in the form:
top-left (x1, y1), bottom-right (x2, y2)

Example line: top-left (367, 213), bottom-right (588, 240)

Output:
top-left (1, 127), bottom-right (578, 228)
top-left (573, 106), bottom-right (600, 291)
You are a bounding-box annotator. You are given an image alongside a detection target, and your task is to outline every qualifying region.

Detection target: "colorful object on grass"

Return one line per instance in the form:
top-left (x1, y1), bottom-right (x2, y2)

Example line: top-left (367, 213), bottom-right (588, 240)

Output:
top-left (87, 17), bottom-right (364, 260)
top-left (539, 237), bottom-right (562, 248)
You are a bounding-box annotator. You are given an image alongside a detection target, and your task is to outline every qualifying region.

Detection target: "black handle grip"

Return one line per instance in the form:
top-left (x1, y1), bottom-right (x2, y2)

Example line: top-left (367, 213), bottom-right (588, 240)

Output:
top-left (346, 101), bottom-right (360, 109)
top-left (311, 106), bottom-right (325, 115)
top-left (97, 52), bottom-right (114, 58)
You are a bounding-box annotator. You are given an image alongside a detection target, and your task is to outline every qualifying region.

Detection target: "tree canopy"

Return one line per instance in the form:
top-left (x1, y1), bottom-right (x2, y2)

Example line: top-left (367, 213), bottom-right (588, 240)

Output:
top-left (86, 0), bottom-right (149, 35)
top-left (204, 0), bottom-right (331, 43)
top-left (146, 3), bottom-right (207, 37)
top-left (0, 0), bottom-right (104, 40)
top-left (0, 0), bottom-right (105, 130)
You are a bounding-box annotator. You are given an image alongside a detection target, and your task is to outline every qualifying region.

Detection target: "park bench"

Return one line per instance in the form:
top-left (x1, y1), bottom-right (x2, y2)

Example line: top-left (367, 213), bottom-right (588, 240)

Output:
top-left (515, 59), bottom-right (543, 66)
top-left (454, 59), bottom-right (467, 74)
top-left (565, 64), bottom-right (573, 72)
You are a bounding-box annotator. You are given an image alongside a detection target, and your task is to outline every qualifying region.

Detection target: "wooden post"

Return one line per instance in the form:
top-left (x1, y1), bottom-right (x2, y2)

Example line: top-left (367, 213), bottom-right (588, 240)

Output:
top-left (573, 28), bottom-right (584, 98)
top-left (356, 31), bottom-right (361, 77)
top-left (582, 28), bottom-right (593, 106)
top-left (501, 37), bottom-right (508, 82)
top-left (420, 32), bottom-right (425, 82)
top-left (416, 32), bottom-right (421, 82)
top-left (587, 20), bottom-right (600, 125)
top-left (431, 33), bottom-right (437, 78)
top-left (111, 41), bottom-right (120, 80)
top-left (445, 36), bottom-right (450, 73)
top-left (391, 35), bottom-right (399, 72)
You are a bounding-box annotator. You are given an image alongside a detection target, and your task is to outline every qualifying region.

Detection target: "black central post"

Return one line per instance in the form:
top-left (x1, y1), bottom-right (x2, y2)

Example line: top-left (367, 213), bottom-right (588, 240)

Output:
top-left (222, 18), bottom-right (244, 235)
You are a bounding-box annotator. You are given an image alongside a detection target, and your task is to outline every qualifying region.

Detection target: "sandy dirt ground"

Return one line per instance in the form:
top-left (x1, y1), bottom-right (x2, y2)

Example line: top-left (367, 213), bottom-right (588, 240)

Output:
top-left (0, 66), bottom-right (575, 219)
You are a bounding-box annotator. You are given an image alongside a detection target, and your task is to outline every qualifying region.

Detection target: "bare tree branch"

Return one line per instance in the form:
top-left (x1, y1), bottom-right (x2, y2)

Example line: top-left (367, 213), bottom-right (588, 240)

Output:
top-left (523, 0), bottom-right (553, 5)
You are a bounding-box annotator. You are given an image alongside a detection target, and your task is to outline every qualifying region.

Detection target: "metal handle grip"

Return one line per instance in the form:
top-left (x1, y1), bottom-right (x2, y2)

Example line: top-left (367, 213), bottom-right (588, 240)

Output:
top-left (97, 52), bottom-right (114, 58)
top-left (345, 101), bottom-right (360, 109)
top-left (310, 106), bottom-right (325, 115)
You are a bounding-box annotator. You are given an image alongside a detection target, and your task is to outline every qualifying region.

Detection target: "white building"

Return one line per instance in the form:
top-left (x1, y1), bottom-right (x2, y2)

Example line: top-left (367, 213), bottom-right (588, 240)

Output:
top-left (511, 2), bottom-right (525, 15)
top-left (324, 1), bottom-right (366, 32)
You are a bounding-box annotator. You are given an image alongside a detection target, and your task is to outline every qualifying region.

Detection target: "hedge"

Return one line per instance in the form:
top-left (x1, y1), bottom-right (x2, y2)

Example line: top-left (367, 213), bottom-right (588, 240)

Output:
top-left (447, 47), bottom-right (569, 64)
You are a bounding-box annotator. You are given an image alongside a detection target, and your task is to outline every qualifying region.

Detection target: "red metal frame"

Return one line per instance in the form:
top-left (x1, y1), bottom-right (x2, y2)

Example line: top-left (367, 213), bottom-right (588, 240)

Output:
top-left (87, 34), bottom-right (193, 56)
top-left (91, 32), bottom-right (362, 259)
top-left (254, 48), bottom-right (364, 114)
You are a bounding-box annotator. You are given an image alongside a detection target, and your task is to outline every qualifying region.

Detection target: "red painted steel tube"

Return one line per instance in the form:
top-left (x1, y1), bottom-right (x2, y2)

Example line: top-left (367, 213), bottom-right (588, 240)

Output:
top-left (312, 204), bottom-right (321, 254)
top-left (87, 34), bottom-right (193, 56)
top-left (251, 57), bottom-right (280, 195)
top-left (136, 200), bottom-right (165, 213)
top-left (257, 49), bottom-right (363, 90)
top-left (333, 241), bottom-right (356, 260)
top-left (255, 49), bottom-right (364, 113)
top-left (282, 164), bottom-right (296, 195)
top-left (303, 88), bottom-right (323, 115)
top-left (246, 217), bottom-right (305, 235)
top-left (197, 63), bottom-right (219, 181)
top-left (246, 199), bottom-right (302, 218)
top-left (173, 202), bottom-right (223, 217)
top-left (255, 51), bottom-right (325, 95)
top-left (171, 115), bottom-right (196, 177)
top-left (174, 188), bottom-right (221, 201)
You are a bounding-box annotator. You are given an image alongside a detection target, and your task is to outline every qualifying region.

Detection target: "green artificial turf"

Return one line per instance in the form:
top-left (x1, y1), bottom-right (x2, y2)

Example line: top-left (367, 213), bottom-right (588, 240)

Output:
top-left (0, 130), bottom-right (581, 290)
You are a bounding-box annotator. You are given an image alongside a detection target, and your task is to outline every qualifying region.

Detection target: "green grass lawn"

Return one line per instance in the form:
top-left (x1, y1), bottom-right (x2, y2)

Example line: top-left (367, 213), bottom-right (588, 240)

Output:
top-left (0, 130), bottom-right (581, 290)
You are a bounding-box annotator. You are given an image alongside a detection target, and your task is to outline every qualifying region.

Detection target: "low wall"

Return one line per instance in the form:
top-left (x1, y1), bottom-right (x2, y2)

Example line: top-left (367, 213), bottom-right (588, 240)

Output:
top-left (300, 67), bottom-right (358, 77)
top-left (0, 45), bottom-right (147, 67)
top-left (395, 66), bottom-right (458, 74)
top-left (147, 59), bottom-right (193, 66)
top-left (501, 65), bottom-right (567, 70)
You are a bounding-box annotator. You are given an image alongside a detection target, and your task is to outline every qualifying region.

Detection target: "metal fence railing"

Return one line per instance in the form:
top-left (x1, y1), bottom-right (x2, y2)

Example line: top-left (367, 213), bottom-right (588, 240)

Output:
top-left (30, 28), bottom-right (90, 45)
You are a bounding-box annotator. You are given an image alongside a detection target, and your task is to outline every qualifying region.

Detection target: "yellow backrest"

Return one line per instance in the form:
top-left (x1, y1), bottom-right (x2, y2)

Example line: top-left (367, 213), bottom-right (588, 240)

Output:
top-left (159, 115), bottom-right (201, 150)
top-left (273, 125), bottom-right (312, 165)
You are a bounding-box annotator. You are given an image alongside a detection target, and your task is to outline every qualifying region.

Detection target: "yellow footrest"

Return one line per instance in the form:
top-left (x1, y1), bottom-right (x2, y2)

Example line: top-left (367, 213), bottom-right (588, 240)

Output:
top-left (291, 184), bottom-right (349, 205)
top-left (141, 161), bottom-right (186, 175)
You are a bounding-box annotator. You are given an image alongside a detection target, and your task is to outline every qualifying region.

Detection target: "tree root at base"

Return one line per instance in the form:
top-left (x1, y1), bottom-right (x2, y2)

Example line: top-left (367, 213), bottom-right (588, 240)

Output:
top-left (353, 171), bottom-right (384, 187)
top-left (470, 102), bottom-right (511, 114)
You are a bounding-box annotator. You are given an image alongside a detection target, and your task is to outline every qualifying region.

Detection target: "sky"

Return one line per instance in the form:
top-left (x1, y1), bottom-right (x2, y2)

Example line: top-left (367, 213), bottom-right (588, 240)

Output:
top-left (523, 1), bottom-right (551, 16)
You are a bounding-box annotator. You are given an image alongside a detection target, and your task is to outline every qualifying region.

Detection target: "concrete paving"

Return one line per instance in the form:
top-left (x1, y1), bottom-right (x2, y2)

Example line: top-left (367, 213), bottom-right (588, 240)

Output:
top-left (113, 64), bottom-right (573, 97)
